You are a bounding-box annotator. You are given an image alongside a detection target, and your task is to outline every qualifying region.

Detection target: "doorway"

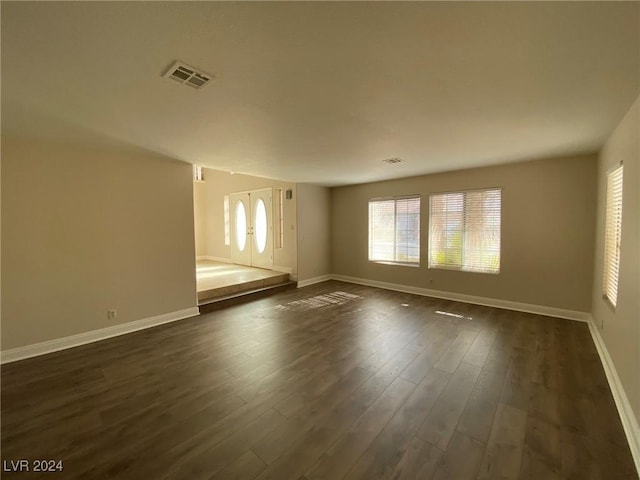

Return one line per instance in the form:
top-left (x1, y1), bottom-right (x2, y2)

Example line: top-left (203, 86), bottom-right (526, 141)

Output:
top-left (230, 188), bottom-right (273, 269)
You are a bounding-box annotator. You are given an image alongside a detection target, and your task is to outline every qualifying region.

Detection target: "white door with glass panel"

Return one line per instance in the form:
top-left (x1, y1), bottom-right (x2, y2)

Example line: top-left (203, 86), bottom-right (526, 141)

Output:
top-left (230, 188), bottom-right (273, 269)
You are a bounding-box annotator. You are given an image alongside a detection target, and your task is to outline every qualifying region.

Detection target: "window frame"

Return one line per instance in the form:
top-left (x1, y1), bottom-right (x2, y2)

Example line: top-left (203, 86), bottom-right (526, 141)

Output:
top-left (428, 187), bottom-right (502, 274)
top-left (368, 195), bottom-right (421, 267)
top-left (275, 188), bottom-right (284, 249)
top-left (602, 163), bottom-right (624, 308)
top-left (193, 165), bottom-right (204, 182)
top-left (223, 195), bottom-right (230, 246)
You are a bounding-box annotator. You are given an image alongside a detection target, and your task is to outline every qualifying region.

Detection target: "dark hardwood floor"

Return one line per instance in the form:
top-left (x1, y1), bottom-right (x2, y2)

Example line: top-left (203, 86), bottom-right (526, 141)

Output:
top-left (1, 281), bottom-right (637, 479)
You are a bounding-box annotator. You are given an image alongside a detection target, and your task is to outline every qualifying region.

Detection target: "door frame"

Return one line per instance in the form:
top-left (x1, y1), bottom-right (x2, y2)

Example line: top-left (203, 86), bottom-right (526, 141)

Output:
top-left (229, 188), bottom-right (274, 269)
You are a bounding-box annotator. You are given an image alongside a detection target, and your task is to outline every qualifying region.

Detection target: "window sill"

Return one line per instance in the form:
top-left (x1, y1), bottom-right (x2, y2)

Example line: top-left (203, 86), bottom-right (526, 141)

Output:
top-left (369, 260), bottom-right (420, 268)
top-left (428, 266), bottom-right (500, 275)
top-left (602, 294), bottom-right (617, 311)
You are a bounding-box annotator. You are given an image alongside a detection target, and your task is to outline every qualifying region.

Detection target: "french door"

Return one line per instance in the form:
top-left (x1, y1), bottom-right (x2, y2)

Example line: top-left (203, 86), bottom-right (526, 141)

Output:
top-left (230, 188), bottom-right (273, 269)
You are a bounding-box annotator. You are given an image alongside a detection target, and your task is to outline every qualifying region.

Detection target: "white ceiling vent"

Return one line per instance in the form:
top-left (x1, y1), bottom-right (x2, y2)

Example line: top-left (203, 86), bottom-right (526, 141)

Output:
top-left (164, 61), bottom-right (214, 90)
top-left (382, 157), bottom-right (403, 164)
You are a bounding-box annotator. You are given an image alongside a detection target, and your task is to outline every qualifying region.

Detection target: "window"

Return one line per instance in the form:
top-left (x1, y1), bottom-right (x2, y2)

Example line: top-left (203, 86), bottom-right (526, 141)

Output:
top-left (368, 196), bottom-right (420, 265)
top-left (429, 188), bottom-right (501, 274)
top-left (603, 164), bottom-right (623, 307)
top-left (193, 165), bottom-right (204, 182)
top-left (223, 195), bottom-right (230, 246)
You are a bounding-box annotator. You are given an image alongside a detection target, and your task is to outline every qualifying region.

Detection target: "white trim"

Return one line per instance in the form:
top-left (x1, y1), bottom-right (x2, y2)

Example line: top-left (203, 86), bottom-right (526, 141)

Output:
top-left (0, 307), bottom-right (200, 364)
top-left (297, 274), bottom-right (333, 288)
top-left (204, 256), bottom-right (231, 263)
top-left (330, 274), bottom-right (589, 322)
top-left (273, 265), bottom-right (293, 274)
top-left (588, 315), bottom-right (640, 475)
top-left (199, 257), bottom-right (288, 272)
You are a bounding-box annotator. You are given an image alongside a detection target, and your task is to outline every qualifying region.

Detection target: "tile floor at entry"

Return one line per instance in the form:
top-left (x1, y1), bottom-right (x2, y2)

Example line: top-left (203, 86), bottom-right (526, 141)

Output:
top-left (196, 260), bottom-right (289, 302)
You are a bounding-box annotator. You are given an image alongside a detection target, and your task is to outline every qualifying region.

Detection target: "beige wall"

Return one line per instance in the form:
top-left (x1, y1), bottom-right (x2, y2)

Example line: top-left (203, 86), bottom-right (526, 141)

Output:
top-left (332, 154), bottom-right (597, 312)
top-left (195, 168), bottom-right (298, 275)
top-left (591, 96), bottom-right (640, 421)
top-left (297, 184), bottom-right (331, 282)
top-left (1, 137), bottom-right (198, 350)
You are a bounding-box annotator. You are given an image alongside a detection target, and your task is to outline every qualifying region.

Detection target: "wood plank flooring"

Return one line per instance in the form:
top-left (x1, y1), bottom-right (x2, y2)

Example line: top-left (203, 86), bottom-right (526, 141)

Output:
top-left (1, 281), bottom-right (637, 479)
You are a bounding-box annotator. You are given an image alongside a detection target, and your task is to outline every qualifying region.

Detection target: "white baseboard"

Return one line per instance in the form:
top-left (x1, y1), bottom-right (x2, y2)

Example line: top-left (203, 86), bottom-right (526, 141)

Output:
top-left (587, 316), bottom-right (640, 475)
top-left (330, 274), bottom-right (590, 322)
top-left (297, 274), bottom-right (333, 288)
top-left (199, 257), bottom-right (289, 273)
top-left (0, 307), bottom-right (200, 364)
top-left (198, 258), bottom-right (293, 277)
top-left (203, 256), bottom-right (231, 263)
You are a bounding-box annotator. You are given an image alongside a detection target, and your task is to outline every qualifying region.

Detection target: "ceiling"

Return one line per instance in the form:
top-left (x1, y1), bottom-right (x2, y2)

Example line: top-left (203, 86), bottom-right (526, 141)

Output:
top-left (2, 2), bottom-right (639, 186)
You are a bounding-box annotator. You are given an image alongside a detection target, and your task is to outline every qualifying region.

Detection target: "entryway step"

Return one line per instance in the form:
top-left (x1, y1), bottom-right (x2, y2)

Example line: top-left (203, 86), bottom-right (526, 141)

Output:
top-left (198, 280), bottom-right (297, 313)
top-left (197, 272), bottom-right (290, 303)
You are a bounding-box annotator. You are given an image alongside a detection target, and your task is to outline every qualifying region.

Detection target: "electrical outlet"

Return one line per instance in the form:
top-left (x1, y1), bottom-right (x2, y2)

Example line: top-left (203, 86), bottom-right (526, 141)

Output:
top-left (107, 309), bottom-right (117, 320)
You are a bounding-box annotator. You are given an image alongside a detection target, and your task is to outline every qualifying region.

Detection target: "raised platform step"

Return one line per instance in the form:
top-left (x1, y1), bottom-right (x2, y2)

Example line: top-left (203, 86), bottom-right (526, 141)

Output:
top-left (198, 280), bottom-right (297, 314)
top-left (197, 272), bottom-right (290, 303)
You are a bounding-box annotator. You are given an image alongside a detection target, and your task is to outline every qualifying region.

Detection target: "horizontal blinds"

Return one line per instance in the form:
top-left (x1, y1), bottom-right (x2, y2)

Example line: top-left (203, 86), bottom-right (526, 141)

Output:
top-left (395, 197), bottom-right (421, 263)
top-left (603, 165), bottom-right (623, 307)
top-left (429, 193), bottom-right (464, 269)
top-left (369, 200), bottom-right (396, 262)
top-left (369, 197), bottom-right (420, 264)
top-left (429, 188), bottom-right (501, 273)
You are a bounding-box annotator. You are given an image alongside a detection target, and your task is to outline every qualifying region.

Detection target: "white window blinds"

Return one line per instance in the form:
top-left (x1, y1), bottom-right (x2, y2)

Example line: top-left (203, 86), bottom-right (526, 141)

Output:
top-left (603, 164), bottom-right (623, 307)
top-left (368, 197), bottom-right (420, 265)
top-left (193, 165), bottom-right (204, 181)
top-left (429, 188), bottom-right (501, 274)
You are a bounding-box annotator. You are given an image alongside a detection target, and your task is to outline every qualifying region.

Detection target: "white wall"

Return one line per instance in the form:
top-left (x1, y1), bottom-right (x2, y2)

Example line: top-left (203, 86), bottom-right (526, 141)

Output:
top-left (1, 137), bottom-right (198, 351)
top-left (297, 184), bottom-right (332, 283)
top-left (591, 96), bottom-right (640, 422)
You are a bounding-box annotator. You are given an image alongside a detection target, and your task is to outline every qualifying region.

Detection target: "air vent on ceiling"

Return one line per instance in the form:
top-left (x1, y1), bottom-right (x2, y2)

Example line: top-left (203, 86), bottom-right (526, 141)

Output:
top-left (382, 157), bottom-right (403, 164)
top-left (164, 61), bottom-right (214, 90)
